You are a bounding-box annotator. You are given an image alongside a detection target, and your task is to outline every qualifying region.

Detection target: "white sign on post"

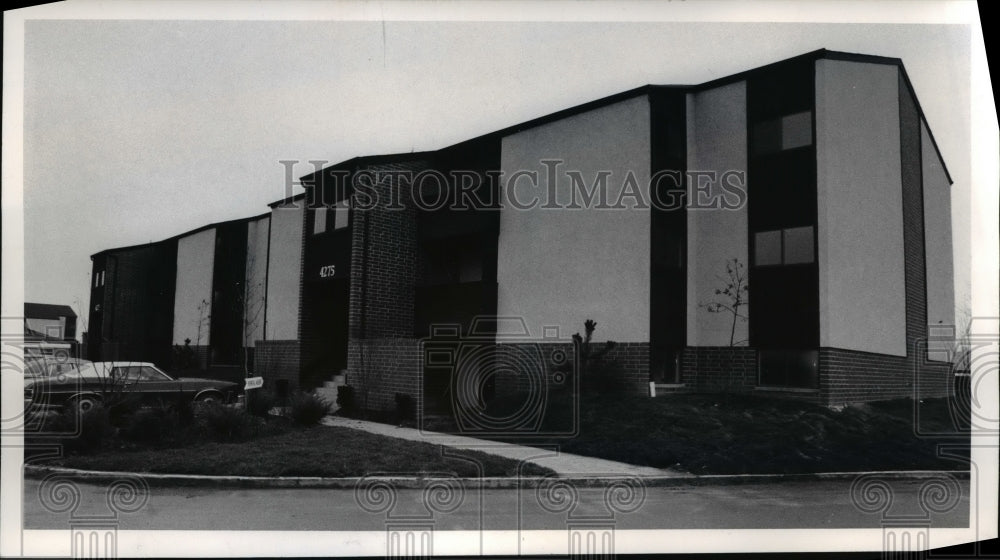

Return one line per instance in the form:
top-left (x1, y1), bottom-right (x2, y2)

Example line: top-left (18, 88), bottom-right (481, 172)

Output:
top-left (244, 376), bottom-right (264, 390)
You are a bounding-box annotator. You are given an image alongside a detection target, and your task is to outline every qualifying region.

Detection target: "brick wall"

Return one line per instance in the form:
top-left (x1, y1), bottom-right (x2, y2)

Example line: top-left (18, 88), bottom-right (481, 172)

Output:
top-left (681, 346), bottom-right (758, 393)
top-left (255, 339), bottom-right (301, 393)
top-left (346, 338), bottom-right (423, 415)
top-left (819, 347), bottom-right (950, 407)
top-left (348, 161), bottom-right (429, 340)
top-left (492, 341), bottom-right (650, 397)
top-left (345, 161), bottom-right (430, 412)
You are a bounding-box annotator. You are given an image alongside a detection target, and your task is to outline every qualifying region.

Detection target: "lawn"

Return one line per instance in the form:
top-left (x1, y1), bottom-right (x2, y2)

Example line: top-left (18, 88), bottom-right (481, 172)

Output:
top-left (422, 391), bottom-right (970, 475)
top-left (29, 411), bottom-right (554, 478)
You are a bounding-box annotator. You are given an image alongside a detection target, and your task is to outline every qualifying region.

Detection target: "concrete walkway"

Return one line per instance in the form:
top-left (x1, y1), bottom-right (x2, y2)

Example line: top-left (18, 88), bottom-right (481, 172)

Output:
top-left (322, 416), bottom-right (691, 478)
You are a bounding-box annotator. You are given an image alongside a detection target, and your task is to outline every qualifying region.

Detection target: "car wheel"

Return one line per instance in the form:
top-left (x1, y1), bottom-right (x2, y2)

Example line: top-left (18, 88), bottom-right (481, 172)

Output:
top-left (69, 395), bottom-right (100, 413)
top-left (194, 392), bottom-right (221, 406)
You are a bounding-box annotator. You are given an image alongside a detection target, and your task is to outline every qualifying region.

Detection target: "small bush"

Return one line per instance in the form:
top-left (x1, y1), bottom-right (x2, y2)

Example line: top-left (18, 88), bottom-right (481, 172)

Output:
top-left (394, 393), bottom-right (415, 423)
top-left (104, 395), bottom-right (143, 428)
top-left (336, 385), bottom-right (357, 417)
top-left (197, 403), bottom-right (256, 442)
top-left (290, 392), bottom-right (332, 426)
top-left (121, 407), bottom-right (181, 446)
top-left (50, 405), bottom-right (114, 455)
top-left (246, 389), bottom-right (276, 418)
top-left (171, 395), bottom-right (196, 428)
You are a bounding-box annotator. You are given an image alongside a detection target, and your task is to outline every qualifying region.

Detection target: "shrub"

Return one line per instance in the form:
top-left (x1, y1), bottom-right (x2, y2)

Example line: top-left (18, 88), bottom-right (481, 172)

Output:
top-left (336, 385), bottom-right (357, 417)
top-left (172, 338), bottom-right (198, 370)
top-left (102, 394), bottom-right (142, 428)
top-left (246, 389), bottom-right (276, 418)
top-left (394, 393), bottom-right (415, 423)
top-left (290, 392), bottom-right (332, 426)
top-left (50, 405), bottom-right (114, 455)
top-left (171, 395), bottom-right (195, 428)
top-left (121, 406), bottom-right (181, 446)
top-left (197, 402), bottom-right (256, 442)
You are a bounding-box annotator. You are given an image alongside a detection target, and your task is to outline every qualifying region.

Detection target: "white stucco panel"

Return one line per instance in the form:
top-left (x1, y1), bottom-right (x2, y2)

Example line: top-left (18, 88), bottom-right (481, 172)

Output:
top-left (265, 203), bottom-right (303, 341)
top-left (172, 228), bottom-right (216, 346)
top-left (498, 95), bottom-right (651, 342)
top-left (816, 59), bottom-right (906, 357)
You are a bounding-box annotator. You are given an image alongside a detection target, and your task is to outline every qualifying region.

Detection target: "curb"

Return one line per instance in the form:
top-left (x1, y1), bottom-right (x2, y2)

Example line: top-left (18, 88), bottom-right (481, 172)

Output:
top-left (23, 464), bottom-right (970, 490)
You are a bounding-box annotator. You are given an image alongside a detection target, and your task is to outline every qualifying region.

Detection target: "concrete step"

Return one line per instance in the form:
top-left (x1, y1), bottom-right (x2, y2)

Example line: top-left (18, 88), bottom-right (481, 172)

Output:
top-left (651, 383), bottom-right (689, 397)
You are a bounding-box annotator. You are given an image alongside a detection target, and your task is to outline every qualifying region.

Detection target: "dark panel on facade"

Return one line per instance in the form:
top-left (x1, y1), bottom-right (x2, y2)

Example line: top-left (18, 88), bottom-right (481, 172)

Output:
top-left (301, 184), bottom-right (354, 389)
top-left (209, 222), bottom-right (248, 366)
top-left (88, 241), bottom-right (177, 367)
top-left (649, 89), bottom-right (687, 383)
top-left (747, 57), bottom-right (819, 387)
top-left (415, 137), bottom-right (502, 338)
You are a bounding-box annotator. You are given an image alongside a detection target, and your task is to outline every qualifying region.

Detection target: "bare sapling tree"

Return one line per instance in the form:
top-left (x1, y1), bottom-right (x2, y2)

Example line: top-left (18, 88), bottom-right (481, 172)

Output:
top-left (700, 258), bottom-right (749, 347)
top-left (699, 258), bottom-right (750, 387)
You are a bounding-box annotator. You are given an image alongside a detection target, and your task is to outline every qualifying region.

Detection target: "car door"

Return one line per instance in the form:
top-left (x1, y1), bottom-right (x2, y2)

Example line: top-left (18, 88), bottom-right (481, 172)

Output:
top-left (136, 366), bottom-right (183, 407)
top-left (108, 366), bottom-right (146, 406)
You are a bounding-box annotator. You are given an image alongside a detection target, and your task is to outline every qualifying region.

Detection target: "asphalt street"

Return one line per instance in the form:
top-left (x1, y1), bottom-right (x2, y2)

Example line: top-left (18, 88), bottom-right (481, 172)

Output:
top-left (23, 477), bottom-right (969, 531)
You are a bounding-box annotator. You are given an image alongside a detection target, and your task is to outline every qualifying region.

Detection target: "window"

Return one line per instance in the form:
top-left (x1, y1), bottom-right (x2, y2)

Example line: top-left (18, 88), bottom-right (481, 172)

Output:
top-left (754, 230), bottom-right (782, 266)
top-left (312, 208), bottom-right (327, 235)
top-left (138, 366), bottom-right (172, 381)
top-left (457, 253), bottom-right (483, 283)
top-left (100, 271), bottom-right (105, 286)
top-left (313, 202), bottom-right (349, 234)
top-left (754, 226), bottom-right (814, 266)
top-left (333, 201), bottom-right (350, 230)
top-left (758, 349), bottom-right (819, 388)
top-left (783, 226), bottom-right (815, 264)
top-left (752, 111), bottom-right (812, 155)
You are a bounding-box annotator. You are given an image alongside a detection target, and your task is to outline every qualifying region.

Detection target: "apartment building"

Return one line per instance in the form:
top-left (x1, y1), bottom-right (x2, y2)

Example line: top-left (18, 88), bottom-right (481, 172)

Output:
top-left (89, 49), bottom-right (956, 409)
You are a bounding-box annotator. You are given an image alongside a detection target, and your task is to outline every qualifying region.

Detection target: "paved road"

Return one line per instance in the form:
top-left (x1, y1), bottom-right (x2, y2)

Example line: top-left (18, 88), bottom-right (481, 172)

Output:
top-left (23, 477), bottom-right (969, 530)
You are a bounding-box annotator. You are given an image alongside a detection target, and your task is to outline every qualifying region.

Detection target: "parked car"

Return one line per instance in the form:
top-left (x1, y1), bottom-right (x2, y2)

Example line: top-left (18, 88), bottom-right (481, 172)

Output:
top-left (24, 361), bottom-right (240, 411)
top-left (23, 355), bottom-right (91, 380)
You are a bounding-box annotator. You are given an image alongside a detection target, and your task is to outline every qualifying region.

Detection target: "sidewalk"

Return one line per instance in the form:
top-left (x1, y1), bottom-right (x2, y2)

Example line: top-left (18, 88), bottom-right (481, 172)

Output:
top-left (322, 416), bottom-right (692, 478)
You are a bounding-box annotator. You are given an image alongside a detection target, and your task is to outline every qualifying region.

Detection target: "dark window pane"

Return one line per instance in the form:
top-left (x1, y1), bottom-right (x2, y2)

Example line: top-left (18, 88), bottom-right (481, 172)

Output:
top-left (333, 202), bottom-right (350, 230)
top-left (754, 230), bottom-right (782, 266)
top-left (783, 226), bottom-right (815, 264)
top-left (752, 118), bottom-right (782, 155)
top-left (781, 111), bottom-right (812, 150)
top-left (759, 349), bottom-right (818, 388)
top-left (312, 208), bottom-right (327, 235)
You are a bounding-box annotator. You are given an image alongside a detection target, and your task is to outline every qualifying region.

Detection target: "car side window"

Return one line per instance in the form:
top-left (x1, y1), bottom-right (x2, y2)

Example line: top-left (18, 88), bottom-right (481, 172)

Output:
top-left (139, 366), bottom-right (171, 381)
top-left (111, 366), bottom-right (143, 382)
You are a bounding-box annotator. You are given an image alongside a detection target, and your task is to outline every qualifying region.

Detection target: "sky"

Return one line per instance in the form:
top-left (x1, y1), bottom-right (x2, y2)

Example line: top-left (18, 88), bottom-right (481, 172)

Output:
top-left (9, 2), bottom-right (988, 338)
